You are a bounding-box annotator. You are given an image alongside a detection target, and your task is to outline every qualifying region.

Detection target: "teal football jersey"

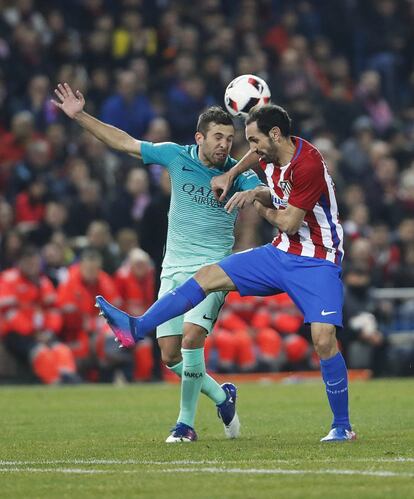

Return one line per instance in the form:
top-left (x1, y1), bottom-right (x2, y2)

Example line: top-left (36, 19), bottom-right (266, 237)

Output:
top-left (141, 141), bottom-right (262, 273)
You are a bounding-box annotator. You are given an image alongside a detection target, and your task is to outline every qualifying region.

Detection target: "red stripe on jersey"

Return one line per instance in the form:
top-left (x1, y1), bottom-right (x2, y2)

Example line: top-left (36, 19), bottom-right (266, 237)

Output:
top-left (285, 232), bottom-right (302, 255)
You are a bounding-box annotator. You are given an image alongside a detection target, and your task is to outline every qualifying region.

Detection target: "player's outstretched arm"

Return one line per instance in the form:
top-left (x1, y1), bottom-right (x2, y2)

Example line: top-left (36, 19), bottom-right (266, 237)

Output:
top-left (211, 149), bottom-right (259, 202)
top-left (52, 82), bottom-right (142, 159)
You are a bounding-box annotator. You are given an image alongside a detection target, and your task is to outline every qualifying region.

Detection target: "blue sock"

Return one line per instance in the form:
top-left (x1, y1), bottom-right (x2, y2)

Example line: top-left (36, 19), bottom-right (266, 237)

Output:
top-left (136, 278), bottom-right (206, 336)
top-left (320, 352), bottom-right (350, 430)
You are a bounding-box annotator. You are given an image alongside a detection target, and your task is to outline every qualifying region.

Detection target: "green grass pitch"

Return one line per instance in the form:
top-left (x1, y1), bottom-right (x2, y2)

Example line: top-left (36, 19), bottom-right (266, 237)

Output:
top-left (0, 379), bottom-right (413, 498)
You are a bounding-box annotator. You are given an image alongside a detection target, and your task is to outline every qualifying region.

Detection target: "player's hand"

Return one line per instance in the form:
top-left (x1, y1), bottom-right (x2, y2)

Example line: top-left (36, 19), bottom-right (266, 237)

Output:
top-left (51, 82), bottom-right (85, 119)
top-left (211, 172), bottom-right (233, 202)
top-left (225, 190), bottom-right (256, 213)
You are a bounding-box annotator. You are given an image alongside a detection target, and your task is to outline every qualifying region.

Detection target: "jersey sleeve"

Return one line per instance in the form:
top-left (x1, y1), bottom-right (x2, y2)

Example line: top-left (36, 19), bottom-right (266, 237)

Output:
top-left (288, 152), bottom-right (325, 211)
top-left (233, 169), bottom-right (263, 192)
top-left (140, 141), bottom-right (183, 168)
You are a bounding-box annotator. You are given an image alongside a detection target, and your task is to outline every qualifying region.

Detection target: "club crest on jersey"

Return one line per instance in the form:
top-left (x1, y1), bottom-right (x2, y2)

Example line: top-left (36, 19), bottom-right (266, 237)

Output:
top-left (279, 180), bottom-right (292, 196)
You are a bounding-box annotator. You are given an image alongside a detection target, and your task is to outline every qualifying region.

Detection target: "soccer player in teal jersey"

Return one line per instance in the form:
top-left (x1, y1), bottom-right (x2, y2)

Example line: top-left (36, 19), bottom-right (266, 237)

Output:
top-left (53, 82), bottom-right (264, 442)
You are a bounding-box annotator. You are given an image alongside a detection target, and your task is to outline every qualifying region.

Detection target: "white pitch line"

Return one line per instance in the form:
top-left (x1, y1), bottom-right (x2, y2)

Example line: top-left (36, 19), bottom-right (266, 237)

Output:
top-left (0, 457), bottom-right (413, 466)
top-left (0, 467), bottom-right (413, 478)
top-left (160, 467), bottom-right (414, 478)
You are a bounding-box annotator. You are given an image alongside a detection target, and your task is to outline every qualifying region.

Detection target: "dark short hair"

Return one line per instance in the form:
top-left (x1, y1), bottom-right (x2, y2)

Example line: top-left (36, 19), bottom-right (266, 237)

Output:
top-left (196, 106), bottom-right (233, 135)
top-left (246, 104), bottom-right (292, 137)
top-left (80, 247), bottom-right (103, 262)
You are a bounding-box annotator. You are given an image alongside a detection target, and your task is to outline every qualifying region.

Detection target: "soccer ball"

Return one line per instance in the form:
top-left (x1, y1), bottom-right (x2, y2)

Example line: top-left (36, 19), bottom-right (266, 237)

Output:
top-left (224, 74), bottom-right (271, 118)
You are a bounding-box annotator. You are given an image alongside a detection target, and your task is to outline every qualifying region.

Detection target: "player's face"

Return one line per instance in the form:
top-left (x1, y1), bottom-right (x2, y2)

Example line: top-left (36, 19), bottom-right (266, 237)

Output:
top-left (196, 123), bottom-right (234, 167)
top-left (246, 121), bottom-right (279, 163)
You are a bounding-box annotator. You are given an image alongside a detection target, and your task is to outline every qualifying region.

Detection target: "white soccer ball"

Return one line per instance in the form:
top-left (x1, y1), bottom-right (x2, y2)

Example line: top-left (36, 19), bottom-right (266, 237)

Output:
top-left (224, 74), bottom-right (271, 118)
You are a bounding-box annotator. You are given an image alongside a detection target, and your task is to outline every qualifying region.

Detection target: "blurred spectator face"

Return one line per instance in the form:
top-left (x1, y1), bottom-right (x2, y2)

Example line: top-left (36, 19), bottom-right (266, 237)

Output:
top-left (26, 139), bottom-right (50, 168)
top-left (349, 203), bottom-right (369, 227)
top-left (128, 248), bottom-right (152, 278)
top-left (129, 58), bottom-right (148, 90)
top-left (174, 54), bottom-right (196, 79)
top-left (329, 57), bottom-right (351, 82)
top-left (19, 251), bottom-right (41, 280)
top-left (4, 230), bottom-right (24, 259)
top-left (398, 219), bottom-right (414, 244)
top-left (116, 228), bottom-right (138, 257)
top-left (121, 10), bottom-right (142, 31)
top-left (46, 123), bottom-right (65, 151)
top-left (358, 70), bottom-right (382, 97)
top-left (144, 118), bottom-right (171, 143)
top-left (91, 68), bottom-right (110, 91)
top-left (399, 167), bottom-right (414, 202)
top-left (79, 180), bottom-right (101, 205)
top-left (312, 36), bottom-right (332, 62)
top-left (343, 184), bottom-right (366, 208)
top-left (68, 158), bottom-right (90, 188)
top-left (11, 111), bottom-right (34, 141)
top-left (280, 48), bottom-right (301, 73)
top-left (80, 254), bottom-right (102, 283)
top-left (28, 75), bottom-right (50, 104)
top-left (117, 71), bottom-right (137, 101)
top-left (184, 77), bottom-right (205, 100)
top-left (47, 10), bottom-right (65, 33)
top-left (349, 238), bottom-right (372, 269)
top-left (370, 224), bottom-right (391, 249)
top-left (0, 200), bottom-right (13, 232)
top-left (197, 122), bottom-right (234, 168)
top-left (28, 179), bottom-right (46, 200)
top-left (203, 54), bottom-right (223, 77)
top-left (45, 202), bottom-right (67, 228)
top-left (87, 221), bottom-right (111, 248)
top-left (126, 169), bottom-right (149, 196)
top-left (42, 242), bottom-right (64, 267)
top-left (375, 157), bottom-right (397, 184)
top-left (89, 30), bottom-right (111, 55)
top-left (369, 141), bottom-right (391, 165)
top-left (313, 137), bottom-right (340, 175)
top-left (179, 26), bottom-right (199, 52)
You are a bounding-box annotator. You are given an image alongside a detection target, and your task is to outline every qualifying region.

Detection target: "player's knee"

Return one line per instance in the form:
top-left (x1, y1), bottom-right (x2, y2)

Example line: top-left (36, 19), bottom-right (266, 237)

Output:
top-left (312, 324), bottom-right (337, 359)
top-left (158, 339), bottom-right (182, 366)
top-left (194, 264), bottom-right (216, 292)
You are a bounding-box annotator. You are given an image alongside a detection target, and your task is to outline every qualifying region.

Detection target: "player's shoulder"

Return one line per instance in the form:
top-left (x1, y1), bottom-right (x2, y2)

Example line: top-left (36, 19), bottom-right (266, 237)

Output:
top-left (292, 137), bottom-right (324, 170)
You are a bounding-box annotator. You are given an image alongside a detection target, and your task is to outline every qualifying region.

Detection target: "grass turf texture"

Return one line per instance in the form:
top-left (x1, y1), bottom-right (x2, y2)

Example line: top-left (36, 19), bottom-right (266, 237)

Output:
top-left (0, 379), bottom-right (413, 498)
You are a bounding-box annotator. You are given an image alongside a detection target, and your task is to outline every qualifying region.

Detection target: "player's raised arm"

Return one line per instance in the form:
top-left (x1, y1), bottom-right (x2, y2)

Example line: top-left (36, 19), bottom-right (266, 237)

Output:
top-left (211, 149), bottom-right (259, 202)
top-left (52, 82), bottom-right (142, 159)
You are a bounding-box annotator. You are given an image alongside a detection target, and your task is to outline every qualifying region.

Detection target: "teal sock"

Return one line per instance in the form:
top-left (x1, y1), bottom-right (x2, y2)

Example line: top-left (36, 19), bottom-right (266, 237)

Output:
top-left (169, 360), bottom-right (226, 405)
top-left (178, 348), bottom-right (205, 428)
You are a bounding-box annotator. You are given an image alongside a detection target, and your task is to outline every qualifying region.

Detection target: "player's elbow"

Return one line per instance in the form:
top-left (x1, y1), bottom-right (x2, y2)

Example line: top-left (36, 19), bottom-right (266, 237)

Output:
top-left (278, 218), bottom-right (300, 235)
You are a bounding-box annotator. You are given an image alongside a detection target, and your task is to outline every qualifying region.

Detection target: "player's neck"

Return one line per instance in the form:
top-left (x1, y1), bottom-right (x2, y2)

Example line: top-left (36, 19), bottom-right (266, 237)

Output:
top-left (277, 137), bottom-right (296, 167)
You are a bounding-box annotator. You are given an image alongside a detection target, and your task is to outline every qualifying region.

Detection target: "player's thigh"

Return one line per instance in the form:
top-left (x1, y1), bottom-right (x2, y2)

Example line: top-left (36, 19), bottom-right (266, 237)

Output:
top-left (156, 271), bottom-right (189, 339)
top-left (218, 244), bottom-right (284, 296)
top-left (284, 257), bottom-right (344, 327)
top-left (183, 290), bottom-right (227, 334)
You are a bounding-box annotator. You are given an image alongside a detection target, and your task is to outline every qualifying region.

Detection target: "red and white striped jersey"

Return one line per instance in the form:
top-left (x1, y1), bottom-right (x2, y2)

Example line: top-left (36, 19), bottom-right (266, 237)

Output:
top-left (260, 136), bottom-right (344, 265)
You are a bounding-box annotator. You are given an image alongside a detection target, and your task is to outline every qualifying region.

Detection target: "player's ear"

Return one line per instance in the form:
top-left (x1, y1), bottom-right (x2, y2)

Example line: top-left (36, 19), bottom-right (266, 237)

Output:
top-left (195, 131), bottom-right (204, 145)
top-left (269, 126), bottom-right (280, 143)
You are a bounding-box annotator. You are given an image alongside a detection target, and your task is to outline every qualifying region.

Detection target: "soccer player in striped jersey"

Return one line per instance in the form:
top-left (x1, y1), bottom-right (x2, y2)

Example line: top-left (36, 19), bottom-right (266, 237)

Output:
top-left (97, 103), bottom-right (356, 443)
top-left (53, 83), bottom-right (265, 443)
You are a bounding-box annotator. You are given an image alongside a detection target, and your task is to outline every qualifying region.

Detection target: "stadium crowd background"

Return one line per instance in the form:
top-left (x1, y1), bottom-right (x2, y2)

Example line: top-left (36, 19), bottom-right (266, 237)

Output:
top-left (0, 0), bottom-right (414, 384)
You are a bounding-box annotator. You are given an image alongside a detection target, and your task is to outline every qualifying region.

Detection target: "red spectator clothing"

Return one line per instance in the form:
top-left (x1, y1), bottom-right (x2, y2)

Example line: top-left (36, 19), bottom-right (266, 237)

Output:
top-left (114, 264), bottom-right (155, 315)
top-left (260, 137), bottom-right (344, 264)
top-left (14, 192), bottom-right (45, 224)
top-left (57, 264), bottom-right (121, 344)
top-left (0, 268), bottom-right (62, 336)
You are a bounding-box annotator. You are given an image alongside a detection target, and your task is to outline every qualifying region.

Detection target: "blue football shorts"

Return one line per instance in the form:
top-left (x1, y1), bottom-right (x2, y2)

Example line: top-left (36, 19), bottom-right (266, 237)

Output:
top-left (218, 244), bottom-right (343, 327)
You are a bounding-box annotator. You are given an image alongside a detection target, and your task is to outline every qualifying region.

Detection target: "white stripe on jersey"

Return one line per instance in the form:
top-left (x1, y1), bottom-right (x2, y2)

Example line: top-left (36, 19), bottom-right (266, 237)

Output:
top-left (277, 231), bottom-right (290, 252)
top-left (264, 163), bottom-right (275, 190)
top-left (323, 163), bottom-right (344, 259)
top-left (298, 222), bottom-right (315, 257)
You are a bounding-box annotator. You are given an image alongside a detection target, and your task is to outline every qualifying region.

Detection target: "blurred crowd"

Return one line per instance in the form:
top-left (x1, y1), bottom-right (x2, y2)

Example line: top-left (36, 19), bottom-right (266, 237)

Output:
top-left (1, 0), bottom-right (414, 383)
